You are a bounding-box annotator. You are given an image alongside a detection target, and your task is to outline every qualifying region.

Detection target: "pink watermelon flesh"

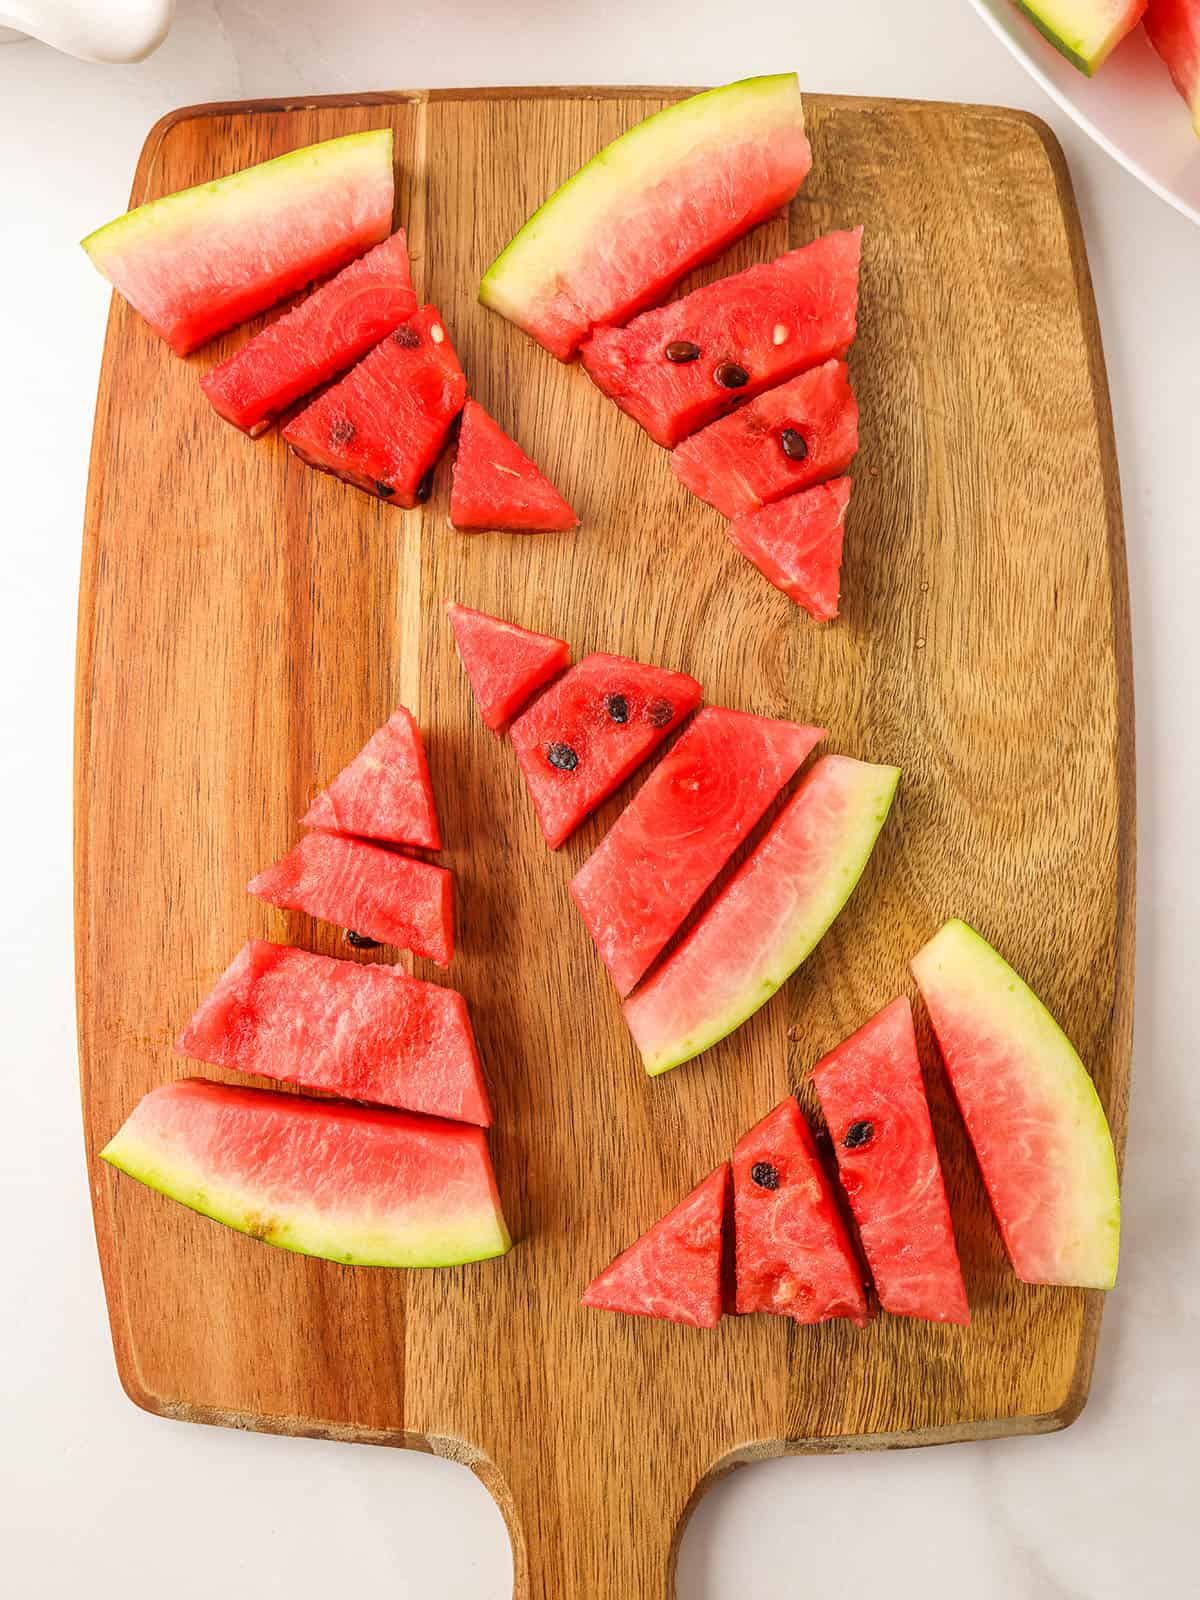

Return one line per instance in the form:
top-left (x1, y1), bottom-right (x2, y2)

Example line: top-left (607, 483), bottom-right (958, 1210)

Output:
top-left (811, 997), bottom-right (970, 1325)
top-left (570, 707), bottom-right (824, 996)
top-left (672, 358), bottom-right (858, 519)
top-left (302, 706), bottom-right (441, 849)
top-left (446, 601), bottom-right (570, 733)
top-left (178, 941), bottom-right (490, 1125)
top-left (200, 231), bottom-right (416, 436)
top-left (579, 228), bottom-right (862, 448)
top-left (283, 305), bottom-right (466, 508)
top-left (727, 477), bottom-right (852, 622)
top-left (582, 1164), bottom-right (729, 1327)
top-left (101, 1078), bottom-right (510, 1267)
top-left (733, 1098), bottom-right (869, 1326)
top-left (248, 832), bottom-right (454, 965)
top-left (1146, 0), bottom-right (1200, 132)
top-left (450, 400), bottom-right (578, 532)
top-left (509, 653), bottom-right (703, 849)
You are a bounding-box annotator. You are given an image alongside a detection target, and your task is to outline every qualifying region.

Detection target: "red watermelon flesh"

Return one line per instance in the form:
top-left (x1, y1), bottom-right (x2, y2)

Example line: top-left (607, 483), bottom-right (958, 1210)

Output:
top-left (579, 228), bottom-right (862, 448)
top-left (446, 602), bottom-right (570, 733)
top-left (200, 231), bottom-right (416, 436)
top-left (811, 997), bottom-right (970, 1325)
top-left (672, 359), bottom-right (858, 519)
top-left (509, 653), bottom-right (703, 849)
top-left (733, 1097), bottom-right (869, 1326)
top-left (727, 477), bottom-right (852, 622)
top-left (450, 401), bottom-right (578, 532)
top-left (283, 305), bottom-right (466, 508)
top-left (1145, 1), bottom-right (1200, 133)
top-left (177, 941), bottom-right (490, 1126)
top-left (302, 706), bottom-right (440, 849)
top-left (570, 707), bottom-right (824, 996)
top-left (582, 1164), bottom-right (729, 1327)
top-left (248, 832), bottom-right (453, 965)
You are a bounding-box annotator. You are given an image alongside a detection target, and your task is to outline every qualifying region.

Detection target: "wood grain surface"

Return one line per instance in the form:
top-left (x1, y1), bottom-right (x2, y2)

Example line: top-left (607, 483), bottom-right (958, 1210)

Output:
top-left (76, 88), bottom-right (1134, 1599)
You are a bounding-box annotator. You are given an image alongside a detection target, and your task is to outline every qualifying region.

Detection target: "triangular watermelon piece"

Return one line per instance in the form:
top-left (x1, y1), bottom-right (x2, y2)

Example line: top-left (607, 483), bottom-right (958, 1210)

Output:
top-left (582, 1165), bottom-right (729, 1327)
top-left (450, 400), bottom-right (578, 532)
top-left (733, 1097), bottom-right (869, 1326)
top-left (446, 602), bottom-right (570, 733)
top-left (726, 478), bottom-right (851, 622)
top-left (302, 707), bottom-right (440, 849)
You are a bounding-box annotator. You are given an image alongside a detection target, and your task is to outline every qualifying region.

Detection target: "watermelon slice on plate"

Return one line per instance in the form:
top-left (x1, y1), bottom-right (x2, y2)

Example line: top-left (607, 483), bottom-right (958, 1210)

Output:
top-left (624, 755), bottom-right (900, 1075)
top-left (178, 941), bottom-right (490, 1125)
top-left (582, 1165), bottom-right (729, 1328)
top-left (733, 1097), bottom-right (869, 1326)
top-left (1145, 0), bottom-right (1200, 132)
top-left (1011, 0), bottom-right (1147, 75)
top-left (101, 1078), bottom-right (510, 1267)
top-left (480, 74), bottom-right (812, 360)
top-left (912, 919), bottom-right (1120, 1288)
top-left (811, 997), bottom-right (970, 1325)
top-left (248, 832), bottom-right (454, 965)
top-left (446, 601), bottom-right (570, 733)
top-left (302, 706), bottom-right (440, 850)
top-left (570, 707), bottom-right (824, 996)
top-left (449, 400), bottom-right (578, 532)
top-left (283, 305), bottom-right (466, 508)
top-left (82, 129), bottom-right (395, 356)
top-left (579, 228), bottom-right (862, 448)
top-left (672, 358), bottom-right (858, 519)
top-left (726, 477), bottom-right (852, 622)
top-left (200, 230), bottom-right (416, 436)
top-left (509, 653), bottom-right (702, 849)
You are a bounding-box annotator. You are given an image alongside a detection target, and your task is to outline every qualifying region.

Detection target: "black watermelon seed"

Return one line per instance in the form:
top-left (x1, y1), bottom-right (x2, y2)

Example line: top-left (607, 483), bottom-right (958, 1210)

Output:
top-left (843, 1120), bottom-right (875, 1149)
top-left (714, 361), bottom-right (750, 389)
top-left (392, 325), bottom-right (421, 349)
top-left (780, 427), bottom-right (808, 462)
top-left (750, 1162), bottom-right (780, 1190)
top-left (665, 340), bottom-right (701, 364)
top-left (546, 741), bottom-right (579, 771)
top-left (344, 930), bottom-right (381, 949)
top-left (329, 417), bottom-right (355, 447)
top-left (415, 471), bottom-right (434, 503)
top-left (375, 481), bottom-right (395, 498)
top-left (647, 698), bottom-right (673, 729)
top-left (604, 693), bottom-right (629, 724)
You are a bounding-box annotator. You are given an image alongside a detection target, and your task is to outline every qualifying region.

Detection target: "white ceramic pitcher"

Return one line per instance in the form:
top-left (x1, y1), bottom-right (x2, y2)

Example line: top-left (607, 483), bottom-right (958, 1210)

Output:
top-left (0, 0), bottom-right (175, 62)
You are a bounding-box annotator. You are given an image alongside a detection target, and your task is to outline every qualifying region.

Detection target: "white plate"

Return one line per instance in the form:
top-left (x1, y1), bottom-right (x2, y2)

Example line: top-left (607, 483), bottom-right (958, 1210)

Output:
top-left (967, 0), bottom-right (1200, 225)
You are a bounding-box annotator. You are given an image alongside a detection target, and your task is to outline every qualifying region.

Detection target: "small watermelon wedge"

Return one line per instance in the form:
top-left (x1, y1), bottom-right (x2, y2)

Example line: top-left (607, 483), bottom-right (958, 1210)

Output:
top-left (811, 997), bottom-right (970, 1325)
top-left (733, 1097), bottom-right (869, 1326)
top-left (1145, 0), bottom-right (1200, 133)
top-left (446, 602), bottom-right (570, 733)
top-left (912, 919), bottom-right (1120, 1289)
top-left (101, 1078), bottom-right (511, 1267)
top-left (726, 478), bottom-right (852, 622)
top-left (450, 401), bottom-right (578, 532)
top-left (248, 832), bottom-right (454, 965)
top-left (672, 359), bottom-right (858, 519)
top-left (82, 129), bottom-right (395, 356)
top-left (480, 75), bottom-right (812, 359)
top-left (283, 305), bottom-right (466, 508)
top-left (509, 653), bottom-right (703, 849)
top-left (570, 707), bottom-right (824, 996)
top-left (582, 1165), bottom-right (729, 1327)
top-left (178, 941), bottom-right (490, 1125)
top-left (303, 706), bottom-right (440, 850)
top-left (200, 230), bottom-right (416, 436)
top-left (1011, 1), bottom-right (1147, 75)
top-left (579, 228), bottom-right (862, 448)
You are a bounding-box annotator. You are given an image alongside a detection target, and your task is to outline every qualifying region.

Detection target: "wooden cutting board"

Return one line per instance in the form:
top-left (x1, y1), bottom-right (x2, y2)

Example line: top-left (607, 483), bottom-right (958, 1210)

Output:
top-left (76, 87), bottom-right (1134, 1598)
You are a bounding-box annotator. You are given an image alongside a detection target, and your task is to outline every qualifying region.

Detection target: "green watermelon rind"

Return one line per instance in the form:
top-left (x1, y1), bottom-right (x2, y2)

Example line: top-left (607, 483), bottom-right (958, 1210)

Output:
top-left (1013, 1), bottom-right (1142, 77)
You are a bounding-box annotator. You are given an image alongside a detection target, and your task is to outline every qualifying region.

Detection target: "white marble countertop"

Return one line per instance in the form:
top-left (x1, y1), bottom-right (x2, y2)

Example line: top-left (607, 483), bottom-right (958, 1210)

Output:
top-left (3, 2), bottom-right (1197, 1594)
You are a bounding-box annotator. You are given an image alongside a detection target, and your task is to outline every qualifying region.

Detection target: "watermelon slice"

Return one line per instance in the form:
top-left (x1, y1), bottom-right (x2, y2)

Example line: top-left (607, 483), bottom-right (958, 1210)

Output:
top-left (1145, 0), bottom-right (1200, 133)
top-left (672, 359), bottom-right (858, 519)
top-left (283, 305), bottom-right (466, 508)
top-left (811, 998), bottom-right (970, 1325)
top-left (480, 75), bottom-right (812, 360)
top-left (570, 708), bottom-right (824, 996)
top-left (248, 832), bottom-right (454, 965)
top-left (446, 602), bottom-right (570, 733)
top-left (624, 755), bottom-right (900, 1075)
top-left (726, 478), bottom-right (852, 622)
top-left (302, 706), bottom-right (440, 850)
top-left (579, 229), bottom-right (862, 448)
top-left (733, 1098), bottom-right (869, 1326)
top-left (912, 920), bottom-right (1121, 1289)
top-left (200, 231), bottom-right (417, 436)
top-left (1011, 1), bottom-right (1147, 74)
top-left (82, 129), bottom-right (395, 356)
top-left (509, 653), bottom-right (703, 849)
top-left (582, 1165), bottom-right (729, 1327)
top-left (101, 1078), bottom-right (510, 1267)
top-left (449, 401), bottom-right (578, 532)
top-left (178, 941), bottom-right (491, 1125)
